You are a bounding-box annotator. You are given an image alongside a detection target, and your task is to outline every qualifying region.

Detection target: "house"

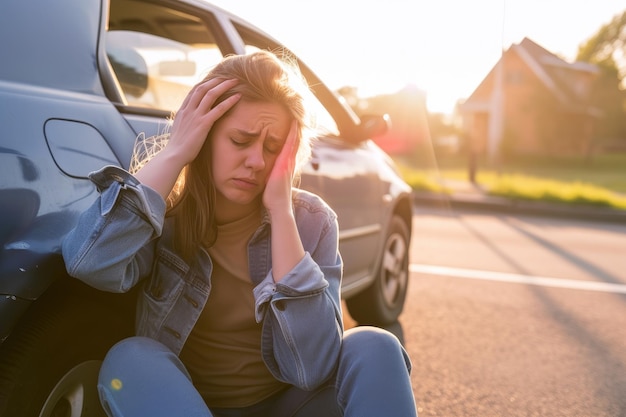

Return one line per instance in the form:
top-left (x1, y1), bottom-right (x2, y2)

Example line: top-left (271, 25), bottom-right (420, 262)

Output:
top-left (460, 37), bottom-right (601, 159)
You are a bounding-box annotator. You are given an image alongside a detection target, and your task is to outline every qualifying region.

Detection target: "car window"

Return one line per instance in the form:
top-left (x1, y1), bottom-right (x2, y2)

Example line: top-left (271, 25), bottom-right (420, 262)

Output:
top-left (106, 1), bottom-right (224, 111)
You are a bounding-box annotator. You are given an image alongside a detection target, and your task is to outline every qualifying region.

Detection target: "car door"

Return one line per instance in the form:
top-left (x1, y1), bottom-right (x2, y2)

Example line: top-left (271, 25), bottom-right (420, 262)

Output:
top-left (300, 137), bottom-right (385, 293)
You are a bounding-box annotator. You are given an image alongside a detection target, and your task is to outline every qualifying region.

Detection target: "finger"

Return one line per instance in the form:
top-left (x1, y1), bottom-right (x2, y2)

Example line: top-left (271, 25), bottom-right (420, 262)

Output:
top-left (274, 120), bottom-right (299, 175)
top-left (201, 93), bottom-right (241, 124)
top-left (285, 120), bottom-right (299, 163)
top-left (178, 78), bottom-right (220, 111)
top-left (180, 78), bottom-right (236, 113)
top-left (198, 78), bottom-right (239, 111)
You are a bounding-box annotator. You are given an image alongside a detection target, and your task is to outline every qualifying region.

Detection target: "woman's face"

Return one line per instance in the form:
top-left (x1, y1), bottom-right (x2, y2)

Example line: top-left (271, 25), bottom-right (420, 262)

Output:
top-left (210, 99), bottom-right (291, 221)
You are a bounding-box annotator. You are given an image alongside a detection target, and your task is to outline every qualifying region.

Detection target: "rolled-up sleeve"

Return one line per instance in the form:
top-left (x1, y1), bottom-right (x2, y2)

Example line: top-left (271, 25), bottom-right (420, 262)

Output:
top-left (62, 166), bottom-right (166, 293)
top-left (253, 206), bottom-right (343, 390)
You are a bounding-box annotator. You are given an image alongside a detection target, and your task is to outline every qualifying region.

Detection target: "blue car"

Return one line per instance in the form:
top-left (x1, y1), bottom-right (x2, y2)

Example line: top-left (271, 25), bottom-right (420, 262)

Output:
top-left (0, 0), bottom-right (413, 415)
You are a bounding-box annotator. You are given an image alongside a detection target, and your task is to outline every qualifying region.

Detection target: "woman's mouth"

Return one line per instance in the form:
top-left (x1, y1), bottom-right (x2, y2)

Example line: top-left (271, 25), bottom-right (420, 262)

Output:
top-left (232, 177), bottom-right (259, 189)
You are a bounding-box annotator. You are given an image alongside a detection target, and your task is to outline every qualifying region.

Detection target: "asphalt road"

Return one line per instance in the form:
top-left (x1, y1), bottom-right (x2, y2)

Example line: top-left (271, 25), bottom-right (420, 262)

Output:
top-left (348, 206), bottom-right (626, 417)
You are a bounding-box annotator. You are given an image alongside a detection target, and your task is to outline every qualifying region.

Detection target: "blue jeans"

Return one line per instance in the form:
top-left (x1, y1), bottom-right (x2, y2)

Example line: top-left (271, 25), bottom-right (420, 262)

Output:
top-left (97, 326), bottom-right (418, 417)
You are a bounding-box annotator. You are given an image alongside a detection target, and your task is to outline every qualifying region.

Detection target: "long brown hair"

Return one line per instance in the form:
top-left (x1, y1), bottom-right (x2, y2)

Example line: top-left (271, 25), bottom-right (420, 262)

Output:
top-left (132, 51), bottom-right (316, 262)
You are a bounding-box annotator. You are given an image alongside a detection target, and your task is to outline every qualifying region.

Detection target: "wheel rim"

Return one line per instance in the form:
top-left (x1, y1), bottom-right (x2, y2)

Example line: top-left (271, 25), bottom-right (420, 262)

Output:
top-left (380, 231), bottom-right (408, 308)
top-left (39, 360), bottom-right (106, 417)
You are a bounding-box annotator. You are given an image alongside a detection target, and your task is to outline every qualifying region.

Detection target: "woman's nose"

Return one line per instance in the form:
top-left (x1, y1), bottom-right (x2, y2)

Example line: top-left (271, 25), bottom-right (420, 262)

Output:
top-left (244, 142), bottom-right (266, 171)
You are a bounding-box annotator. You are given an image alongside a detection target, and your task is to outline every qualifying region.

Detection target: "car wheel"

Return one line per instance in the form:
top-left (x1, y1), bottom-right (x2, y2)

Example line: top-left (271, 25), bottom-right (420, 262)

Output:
top-left (0, 279), bottom-right (135, 417)
top-left (38, 360), bottom-right (106, 417)
top-left (345, 215), bottom-right (410, 326)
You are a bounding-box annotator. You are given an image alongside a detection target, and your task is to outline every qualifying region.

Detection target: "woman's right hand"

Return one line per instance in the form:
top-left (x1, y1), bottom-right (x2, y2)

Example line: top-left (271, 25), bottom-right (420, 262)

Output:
top-left (134, 78), bottom-right (240, 199)
top-left (167, 78), bottom-right (241, 165)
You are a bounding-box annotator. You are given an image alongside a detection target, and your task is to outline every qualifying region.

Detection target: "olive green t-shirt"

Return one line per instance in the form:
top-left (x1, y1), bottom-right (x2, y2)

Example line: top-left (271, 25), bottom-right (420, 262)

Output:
top-left (179, 210), bottom-right (288, 408)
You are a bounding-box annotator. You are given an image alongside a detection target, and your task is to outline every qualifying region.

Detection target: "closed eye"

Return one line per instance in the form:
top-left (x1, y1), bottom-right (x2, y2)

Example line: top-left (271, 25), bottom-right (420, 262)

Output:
top-left (230, 137), bottom-right (249, 147)
top-left (264, 142), bottom-right (283, 154)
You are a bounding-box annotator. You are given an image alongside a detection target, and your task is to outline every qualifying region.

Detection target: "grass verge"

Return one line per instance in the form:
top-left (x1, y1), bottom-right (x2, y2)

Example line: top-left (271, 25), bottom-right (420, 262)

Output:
top-left (395, 154), bottom-right (626, 211)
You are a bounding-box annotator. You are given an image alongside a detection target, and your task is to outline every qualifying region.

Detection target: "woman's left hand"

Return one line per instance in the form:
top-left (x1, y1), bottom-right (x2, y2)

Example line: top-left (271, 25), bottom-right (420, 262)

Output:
top-left (264, 120), bottom-right (306, 280)
top-left (263, 120), bottom-right (299, 217)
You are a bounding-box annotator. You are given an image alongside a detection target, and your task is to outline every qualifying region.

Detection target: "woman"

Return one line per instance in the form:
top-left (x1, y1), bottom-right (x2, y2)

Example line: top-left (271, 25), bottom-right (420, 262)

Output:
top-left (62, 51), bottom-right (417, 417)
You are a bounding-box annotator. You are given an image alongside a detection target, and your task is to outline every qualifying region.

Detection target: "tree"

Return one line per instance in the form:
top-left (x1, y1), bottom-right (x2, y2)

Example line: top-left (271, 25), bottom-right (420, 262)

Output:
top-left (577, 9), bottom-right (626, 82)
top-left (577, 10), bottom-right (626, 145)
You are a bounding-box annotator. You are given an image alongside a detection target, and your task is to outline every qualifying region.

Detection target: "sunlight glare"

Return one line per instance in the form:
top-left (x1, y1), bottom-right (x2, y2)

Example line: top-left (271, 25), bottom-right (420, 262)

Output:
top-left (207, 0), bottom-right (626, 115)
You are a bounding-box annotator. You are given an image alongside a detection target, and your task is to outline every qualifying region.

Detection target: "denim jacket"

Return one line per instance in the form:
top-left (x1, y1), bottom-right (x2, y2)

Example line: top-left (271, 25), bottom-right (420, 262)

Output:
top-left (62, 166), bottom-right (343, 390)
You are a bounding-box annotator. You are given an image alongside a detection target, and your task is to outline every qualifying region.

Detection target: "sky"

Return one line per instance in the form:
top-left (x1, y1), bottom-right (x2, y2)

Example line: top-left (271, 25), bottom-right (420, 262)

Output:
top-left (208, 0), bottom-right (625, 115)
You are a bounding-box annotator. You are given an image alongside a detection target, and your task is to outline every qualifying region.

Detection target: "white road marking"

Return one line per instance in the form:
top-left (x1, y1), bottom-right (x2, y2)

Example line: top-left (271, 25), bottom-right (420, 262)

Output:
top-left (410, 264), bottom-right (626, 294)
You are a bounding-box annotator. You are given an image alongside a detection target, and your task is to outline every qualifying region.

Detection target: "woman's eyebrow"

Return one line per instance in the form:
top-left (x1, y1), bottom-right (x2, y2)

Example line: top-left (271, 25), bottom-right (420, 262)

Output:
top-left (235, 129), bottom-right (284, 143)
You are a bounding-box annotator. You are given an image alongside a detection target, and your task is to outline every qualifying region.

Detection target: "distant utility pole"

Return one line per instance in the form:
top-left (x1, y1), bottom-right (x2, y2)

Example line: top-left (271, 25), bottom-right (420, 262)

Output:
top-left (487, 54), bottom-right (504, 164)
top-left (487, 1), bottom-right (507, 166)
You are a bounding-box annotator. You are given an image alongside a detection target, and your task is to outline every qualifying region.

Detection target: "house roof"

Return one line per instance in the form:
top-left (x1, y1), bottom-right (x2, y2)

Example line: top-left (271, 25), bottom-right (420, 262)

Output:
top-left (462, 37), bottom-right (600, 115)
top-left (515, 38), bottom-right (598, 106)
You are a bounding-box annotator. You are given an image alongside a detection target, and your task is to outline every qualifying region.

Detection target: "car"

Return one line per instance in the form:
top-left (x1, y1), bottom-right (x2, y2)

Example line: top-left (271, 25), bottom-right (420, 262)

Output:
top-left (0, 0), bottom-right (413, 416)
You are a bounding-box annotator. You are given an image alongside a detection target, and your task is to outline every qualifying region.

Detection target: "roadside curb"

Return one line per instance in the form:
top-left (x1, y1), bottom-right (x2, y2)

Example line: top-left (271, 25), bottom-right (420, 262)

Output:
top-left (412, 191), bottom-right (626, 224)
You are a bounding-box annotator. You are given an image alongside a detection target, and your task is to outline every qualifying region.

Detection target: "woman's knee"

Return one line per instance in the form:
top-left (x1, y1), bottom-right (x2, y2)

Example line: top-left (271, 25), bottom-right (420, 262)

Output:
top-left (101, 337), bottom-right (163, 370)
top-left (97, 337), bottom-right (209, 417)
top-left (341, 326), bottom-right (411, 373)
top-left (99, 336), bottom-right (191, 385)
top-left (104, 336), bottom-right (163, 358)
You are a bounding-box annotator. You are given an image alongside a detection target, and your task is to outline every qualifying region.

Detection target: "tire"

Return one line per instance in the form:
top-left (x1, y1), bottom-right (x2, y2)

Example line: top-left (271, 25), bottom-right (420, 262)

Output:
top-left (0, 278), bottom-right (135, 417)
top-left (345, 215), bottom-right (410, 326)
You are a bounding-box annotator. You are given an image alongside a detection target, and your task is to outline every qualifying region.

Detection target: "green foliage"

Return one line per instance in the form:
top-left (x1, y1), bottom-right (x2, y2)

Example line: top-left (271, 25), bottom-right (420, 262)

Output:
top-left (577, 9), bottom-right (626, 142)
top-left (484, 174), bottom-right (626, 209)
top-left (397, 153), bottom-right (626, 211)
top-left (395, 163), bottom-right (450, 194)
top-left (577, 10), bottom-right (626, 66)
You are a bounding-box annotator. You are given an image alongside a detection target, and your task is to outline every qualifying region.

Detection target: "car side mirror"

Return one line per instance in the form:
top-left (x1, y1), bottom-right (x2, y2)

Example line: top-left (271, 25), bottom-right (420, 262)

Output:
top-left (358, 114), bottom-right (390, 140)
top-left (107, 48), bottom-right (149, 98)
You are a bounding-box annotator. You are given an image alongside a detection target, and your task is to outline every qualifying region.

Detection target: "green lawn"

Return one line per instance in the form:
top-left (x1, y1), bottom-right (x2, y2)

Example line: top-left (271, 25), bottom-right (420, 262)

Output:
top-left (395, 153), bottom-right (626, 210)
